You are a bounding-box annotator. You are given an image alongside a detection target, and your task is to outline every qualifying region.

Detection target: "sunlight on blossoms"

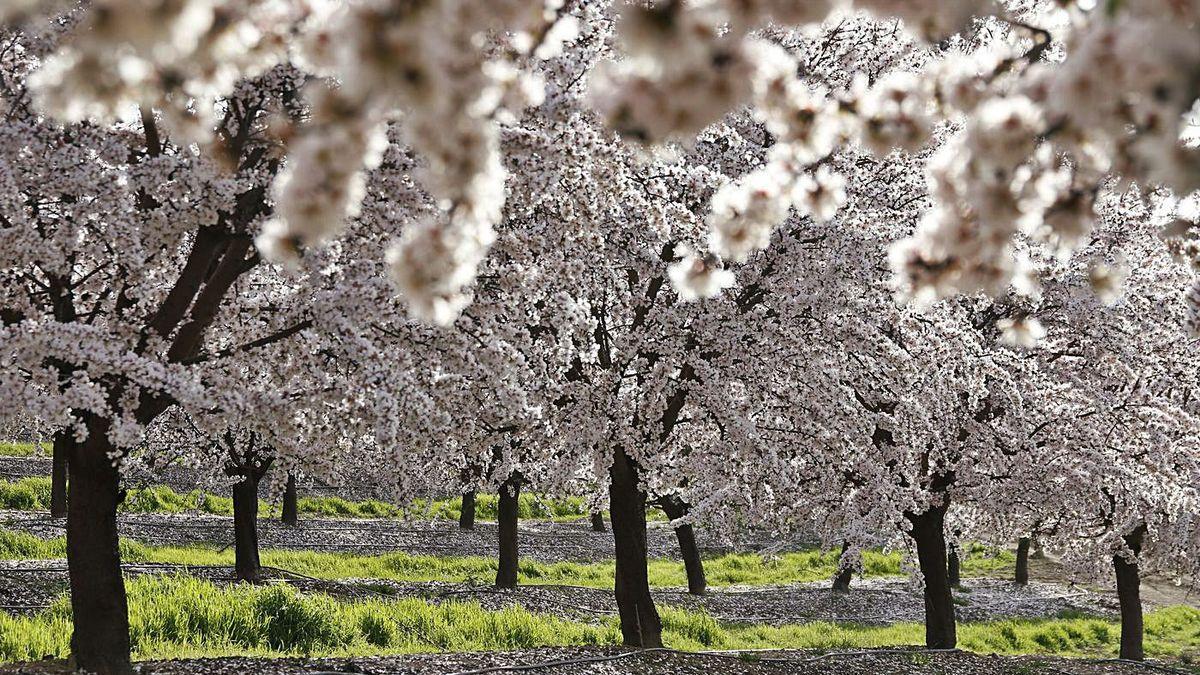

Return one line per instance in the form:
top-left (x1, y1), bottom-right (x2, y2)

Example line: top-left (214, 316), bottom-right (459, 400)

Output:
top-left (4, 3), bottom-right (1200, 673)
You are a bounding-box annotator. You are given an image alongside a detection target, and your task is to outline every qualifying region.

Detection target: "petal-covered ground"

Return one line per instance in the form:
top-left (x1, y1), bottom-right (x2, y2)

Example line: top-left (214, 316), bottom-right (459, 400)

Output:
top-left (0, 647), bottom-right (1187, 675)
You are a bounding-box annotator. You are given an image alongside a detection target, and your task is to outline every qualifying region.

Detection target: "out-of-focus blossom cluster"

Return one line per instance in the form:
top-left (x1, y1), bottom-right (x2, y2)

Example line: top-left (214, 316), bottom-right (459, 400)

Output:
top-left (27, 0), bottom-right (1200, 328)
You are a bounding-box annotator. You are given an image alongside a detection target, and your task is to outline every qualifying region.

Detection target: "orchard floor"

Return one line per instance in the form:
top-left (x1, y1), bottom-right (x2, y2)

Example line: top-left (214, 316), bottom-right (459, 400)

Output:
top-left (1, 451), bottom-right (1197, 673)
top-left (0, 647), bottom-right (1193, 675)
top-left (0, 558), bottom-right (1119, 623)
top-left (0, 510), bottom-right (802, 559)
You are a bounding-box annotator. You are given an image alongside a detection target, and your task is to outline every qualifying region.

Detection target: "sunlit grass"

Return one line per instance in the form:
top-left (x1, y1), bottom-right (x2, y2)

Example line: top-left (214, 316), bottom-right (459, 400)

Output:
top-left (0, 528), bottom-right (1013, 589)
top-left (0, 477), bottom-right (604, 522)
top-left (0, 442), bottom-right (44, 457)
top-left (1, 575), bottom-right (1197, 663)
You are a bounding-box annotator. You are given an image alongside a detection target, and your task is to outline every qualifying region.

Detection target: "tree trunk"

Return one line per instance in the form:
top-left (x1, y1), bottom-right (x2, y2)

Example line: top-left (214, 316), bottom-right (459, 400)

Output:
top-left (907, 506), bottom-right (957, 649)
top-left (232, 472), bottom-right (262, 583)
top-left (460, 490), bottom-right (477, 530)
top-left (495, 476), bottom-right (520, 589)
top-left (832, 541), bottom-right (853, 593)
top-left (1115, 526), bottom-right (1146, 661)
top-left (281, 472), bottom-right (298, 526)
top-left (1015, 537), bottom-right (1031, 586)
top-left (591, 511), bottom-right (606, 532)
top-left (66, 424), bottom-right (132, 675)
top-left (609, 447), bottom-right (663, 647)
top-left (50, 431), bottom-right (70, 519)
top-left (658, 496), bottom-right (706, 596)
top-left (947, 545), bottom-right (961, 588)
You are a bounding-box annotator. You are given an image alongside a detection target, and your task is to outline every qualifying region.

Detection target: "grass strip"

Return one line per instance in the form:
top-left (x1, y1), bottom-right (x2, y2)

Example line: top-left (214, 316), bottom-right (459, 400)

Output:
top-left (0, 442), bottom-right (44, 458)
top-left (0, 529), bottom-right (1014, 589)
top-left (0, 477), bottom-right (602, 522)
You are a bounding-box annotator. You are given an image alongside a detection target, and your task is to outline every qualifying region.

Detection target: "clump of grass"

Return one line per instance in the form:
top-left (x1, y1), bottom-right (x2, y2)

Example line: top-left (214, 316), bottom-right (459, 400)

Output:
top-left (0, 477), bottom-right (53, 511)
top-left (0, 576), bottom-right (621, 661)
top-left (1, 576), bottom-right (1197, 663)
top-left (0, 442), bottom-right (45, 457)
top-left (0, 529), bottom-right (66, 559)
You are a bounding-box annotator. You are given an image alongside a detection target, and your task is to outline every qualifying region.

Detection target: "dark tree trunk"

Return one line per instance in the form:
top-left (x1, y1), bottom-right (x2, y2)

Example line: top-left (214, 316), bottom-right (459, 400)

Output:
top-left (1115, 526), bottom-right (1146, 661)
top-left (947, 545), bottom-right (961, 588)
top-left (281, 472), bottom-right (298, 526)
top-left (609, 447), bottom-right (662, 647)
top-left (50, 431), bottom-right (70, 519)
top-left (460, 490), bottom-right (477, 530)
top-left (66, 424), bottom-right (132, 675)
top-left (495, 475), bottom-right (521, 589)
top-left (1015, 537), bottom-right (1031, 586)
top-left (659, 496), bottom-right (706, 596)
top-left (832, 541), bottom-right (853, 593)
top-left (907, 506), bottom-right (957, 649)
top-left (590, 511), bottom-right (606, 532)
top-left (232, 472), bottom-right (263, 583)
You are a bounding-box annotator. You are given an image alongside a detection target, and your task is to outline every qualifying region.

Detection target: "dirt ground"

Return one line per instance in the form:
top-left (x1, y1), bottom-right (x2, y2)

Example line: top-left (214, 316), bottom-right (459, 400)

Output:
top-left (2, 647), bottom-right (1195, 675)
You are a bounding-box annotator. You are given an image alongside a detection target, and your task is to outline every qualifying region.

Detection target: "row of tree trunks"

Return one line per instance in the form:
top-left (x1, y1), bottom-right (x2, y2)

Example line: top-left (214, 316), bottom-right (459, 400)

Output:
top-left (609, 447), bottom-right (663, 647)
top-left (947, 544), bottom-right (961, 588)
top-left (281, 472), bottom-right (298, 526)
top-left (460, 490), bottom-right (477, 530)
top-left (657, 495), bottom-right (706, 596)
top-left (1115, 525), bottom-right (1147, 661)
top-left (50, 430), bottom-right (70, 519)
top-left (227, 450), bottom-right (273, 583)
top-left (907, 505), bottom-right (957, 650)
top-left (66, 420), bottom-right (132, 675)
top-left (232, 472), bottom-right (264, 582)
top-left (495, 474), bottom-right (522, 589)
top-left (832, 541), bottom-right (853, 593)
top-left (1015, 537), bottom-right (1031, 586)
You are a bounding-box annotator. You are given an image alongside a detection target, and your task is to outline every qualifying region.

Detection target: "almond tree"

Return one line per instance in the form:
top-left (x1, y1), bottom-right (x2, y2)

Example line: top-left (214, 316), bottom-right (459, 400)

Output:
top-left (0, 19), bottom-right (359, 673)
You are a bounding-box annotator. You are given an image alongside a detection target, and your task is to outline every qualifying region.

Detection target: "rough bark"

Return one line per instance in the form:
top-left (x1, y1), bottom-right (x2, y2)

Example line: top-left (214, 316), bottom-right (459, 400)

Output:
top-left (232, 471), bottom-right (263, 582)
top-left (832, 541), bottom-right (853, 593)
top-left (1015, 537), bottom-right (1031, 586)
top-left (1115, 525), bottom-right (1147, 661)
top-left (50, 431), bottom-right (70, 519)
top-left (609, 447), bottom-right (663, 647)
top-left (658, 496), bottom-right (706, 596)
top-left (281, 473), bottom-right (298, 526)
top-left (66, 423), bottom-right (133, 675)
top-left (590, 512), bottom-right (606, 532)
top-left (907, 506), bottom-right (957, 649)
top-left (460, 490), bottom-right (477, 530)
top-left (495, 476), bottom-right (521, 589)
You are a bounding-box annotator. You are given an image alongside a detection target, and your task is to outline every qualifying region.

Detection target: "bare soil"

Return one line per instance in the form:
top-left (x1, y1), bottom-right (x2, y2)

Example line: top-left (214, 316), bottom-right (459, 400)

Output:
top-left (0, 647), bottom-right (1193, 675)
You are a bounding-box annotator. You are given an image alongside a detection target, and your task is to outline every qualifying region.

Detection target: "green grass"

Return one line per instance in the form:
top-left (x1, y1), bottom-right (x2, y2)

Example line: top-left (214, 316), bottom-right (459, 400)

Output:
top-left (0, 442), bottom-right (44, 457)
top-left (0, 528), bottom-right (1012, 589)
top-left (0, 477), bottom-right (600, 522)
top-left (1, 575), bottom-right (1197, 662)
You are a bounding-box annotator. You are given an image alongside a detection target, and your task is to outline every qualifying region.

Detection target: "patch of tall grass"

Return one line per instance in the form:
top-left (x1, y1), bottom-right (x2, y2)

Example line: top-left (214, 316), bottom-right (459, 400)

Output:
top-left (0, 575), bottom-right (620, 661)
top-left (0, 442), bottom-right (44, 457)
top-left (1, 575), bottom-right (1197, 662)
